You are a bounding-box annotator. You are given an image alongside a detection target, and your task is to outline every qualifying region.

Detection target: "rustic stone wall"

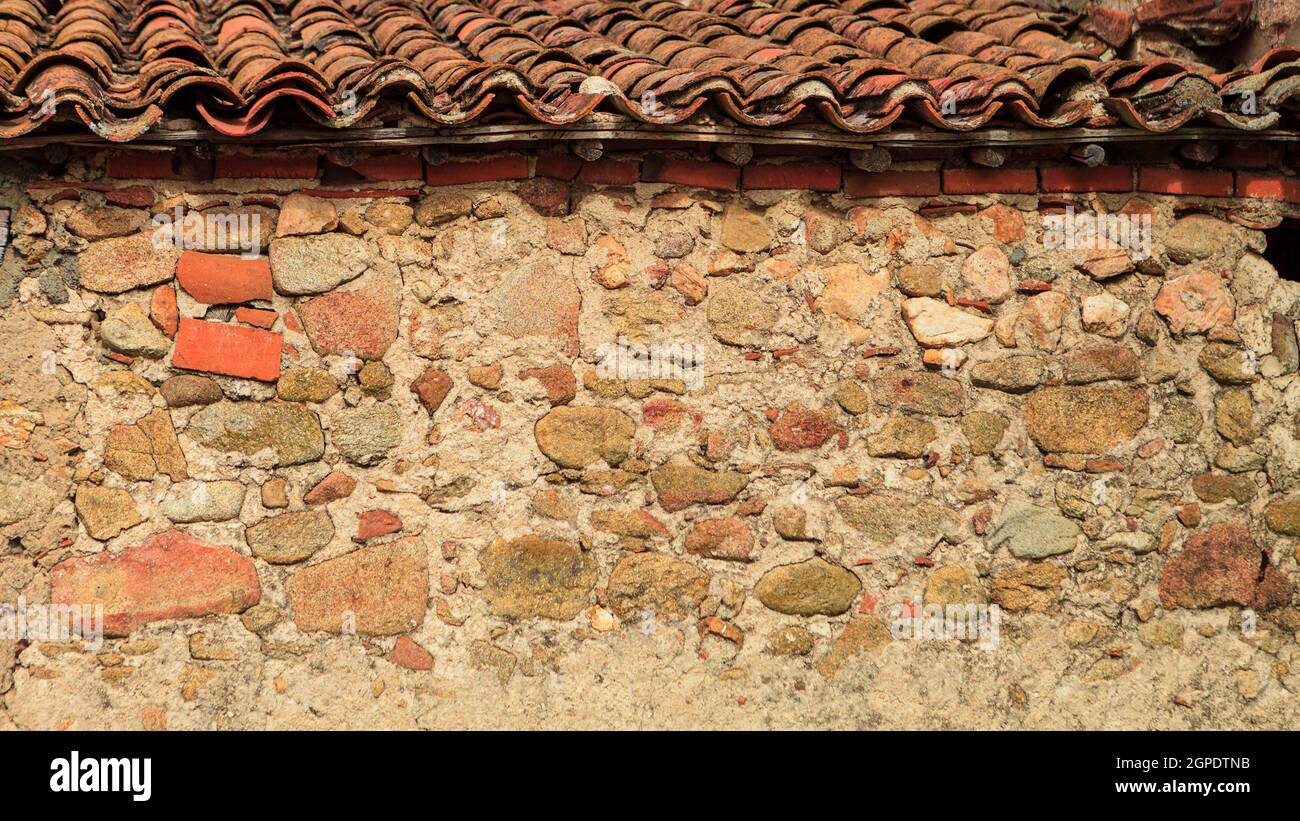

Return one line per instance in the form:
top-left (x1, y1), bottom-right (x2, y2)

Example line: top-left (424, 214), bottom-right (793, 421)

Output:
top-left (2, 148), bottom-right (1300, 729)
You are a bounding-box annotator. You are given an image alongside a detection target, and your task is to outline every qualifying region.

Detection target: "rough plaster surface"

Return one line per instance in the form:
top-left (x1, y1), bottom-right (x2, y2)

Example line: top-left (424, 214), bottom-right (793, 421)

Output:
top-left (1, 153), bottom-right (1299, 730)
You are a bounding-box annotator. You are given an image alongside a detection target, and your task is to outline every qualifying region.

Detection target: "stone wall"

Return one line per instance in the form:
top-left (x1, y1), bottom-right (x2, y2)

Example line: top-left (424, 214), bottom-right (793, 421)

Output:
top-left (2, 148), bottom-right (1300, 729)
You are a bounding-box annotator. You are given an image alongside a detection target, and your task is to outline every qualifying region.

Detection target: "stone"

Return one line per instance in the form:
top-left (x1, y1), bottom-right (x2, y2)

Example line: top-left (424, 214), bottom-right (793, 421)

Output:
top-left (534, 406), bottom-right (636, 469)
top-left (867, 415), bottom-right (936, 458)
top-left (388, 636), bottom-right (434, 671)
top-left (161, 480), bottom-right (246, 523)
top-left (707, 282), bottom-right (780, 347)
top-left (78, 233), bottom-right (180, 293)
top-left (411, 368), bottom-right (453, 416)
top-left (720, 206), bottom-right (771, 252)
top-left (1265, 498), bottom-right (1300, 536)
top-left (1215, 389), bottom-right (1257, 446)
top-left (901, 297), bottom-right (994, 347)
top-left (1215, 445), bottom-right (1264, 473)
top-left (769, 404), bottom-right (838, 451)
top-left (1165, 214), bottom-right (1236, 264)
top-left (1100, 531), bottom-right (1157, 553)
top-left (754, 558), bottom-right (861, 616)
top-left (1017, 291), bottom-right (1072, 351)
top-left (466, 363), bottom-right (502, 390)
top-left (414, 193), bottom-right (472, 226)
top-left (970, 355), bottom-right (1043, 393)
top-left (354, 509), bottom-right (401, 543)
top-left (66, 205), bottom-right (149, 240)
top-left (160, 374), bottom-right (222, 407)
top-left (187, 401), bottom-right (324, 466)
top-left (817, 618), bottom-right (892, 677)
top-left (517, 177), bottom-right (569, 216)
top-left (962, 411), bottom-right (1008, 455)
top-left (1198, 343), bottom-right (1257, 385)
top-left (685, 517), bottom-right (754, 561)
top-left (836, 491), bottom-right (963, 549)
top-left (606, 552), bottom-right (710, 620)
top-left (1080, 293), bottom-right (1130, 338)
top-left (261, 477), bottom-right (289, 509)
top-left (105, 409), bottom-right (187, 482)
top-left (304, 471), bottom-right (356, 505)
top-left (51, 530), bottom-right (261, 636)
top-left (332, 404), bottom-right (402, 466)
top-left (875, 369), bottom-right (964, 416)
top-left (150, 284), bottom-right (179, 338)
top-left (1060, 345), bottom-right (1140, 384)
top-left (591, 509), bottom-right (670, 541)
top-left (275, 193), bottom-right (337, 237)
top-left (269, 233), bottom-right (371, 295)
top-left (246, 510), bottom-right (335, 564)
top-left (496, 264), bottom-right (581, 357)
top-left (991, 563), bottom-right (1066, 613)
top-left (172, 318), bottom-right (281, 382)
top-left (74, 485), bottom-right (143, 540)
top-left (1159, 523), bottom-right (1291, 610)
top-left (277, 367), bottom-right (338, 403)
top-left (286, 538), bottom-right (428, 635)
top-left (818, 262), bottom-right (890, 334)
top-left (176, 251), bottom-right (274, 304)
top-left (1271, 313), bottom-right (1298, 374)
top-left (298, 278), bottom-right (399, 360)
top-left (469, 641), bottom-right (516, 685)
top-left (1154, 271), bottom-right (1234, 335)
top-left (1190, 473), bottom-right (1256, 505)
top-left (1138, 617), bottom-right (1184, 650)
top-left (480, 535), bottom-right (596, 620)
top-left (986, 502), bottom-right (1080, 558)
top-left (520, 365), bottom-right (576, 406)
top-left (100, 302), bottom-right (171, 358)
top-left (959, 245), bottom-right (1012, 303)
top-left (1024, 386), bottom-right (1149, 453)
top-left (0, 475), bottom-right (59, 528)
top-left (896, 263), bottom-right (943, 297)
top-left (364, 202), bottom-right (414, 235)
top-left (833, 380), bottom-right (871, 414)
top-left (767, 625), bottom-right (815, 656)
top-left (925, 566), bottom-right (987, 606)
top-left (650, 464), bottom-right (747, 512)
top-left (1160, 397), bottom-right (1203, 443)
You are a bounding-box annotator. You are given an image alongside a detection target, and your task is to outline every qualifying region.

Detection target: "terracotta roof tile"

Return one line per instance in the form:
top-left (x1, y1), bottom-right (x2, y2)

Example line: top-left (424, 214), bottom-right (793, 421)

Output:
top-left (0, 0), bottom-right (1295, 140)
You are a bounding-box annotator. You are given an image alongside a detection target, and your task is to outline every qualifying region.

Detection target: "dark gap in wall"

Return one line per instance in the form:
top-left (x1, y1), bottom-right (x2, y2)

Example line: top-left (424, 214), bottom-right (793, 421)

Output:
top-left (1263, 219), bottom-right (1300, 282)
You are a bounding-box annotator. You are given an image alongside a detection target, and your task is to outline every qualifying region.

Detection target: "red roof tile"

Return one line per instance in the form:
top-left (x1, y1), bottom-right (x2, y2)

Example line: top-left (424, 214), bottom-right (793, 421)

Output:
top-left (0, 0), bottom-right (1294, 141)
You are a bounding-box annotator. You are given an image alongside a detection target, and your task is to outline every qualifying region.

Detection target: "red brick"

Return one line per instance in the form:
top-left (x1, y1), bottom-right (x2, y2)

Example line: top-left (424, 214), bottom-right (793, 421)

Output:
top-left (106, 152), bottom-right (181, 180)
top-left (1236, 173), bottom-right (1300, 202)
top-left (1215, 143), bottom-right (1282, 169)
top-left (642, 157), bottom-right (740, 191)
top-left (388, 636), bottom-right (434, 671)
top-left (743, 163), bottom-right (842, 192)
top-left (411, 367), bottom-right (453, 416)
top-left (536, 152), bottom-right (582, 180)
top-left (51, 530), bottom-right (261, 636)
top-left (1138, 167), bottom-right (1233, 197)
top-left (176, 251), bottom-right (273, 304)
top-left (844, 170), bottom-right (941, 198)
top-left (235, 306), bottom-right (278, 328)
top-left (425, 156), bottom-right (528, 186)
top-left (302, 187), bottom-right (421, 199)
top-left (348, 153), bottom-right (422, 181)
top-left (285, 538), bottom-right (427, 635)
top-left (172, 317), bottom-right (282, 382)
top-left (577, 159), bottom-right (640, 186)
top-left (942, 167), bottom-right (1038, 194)
top-left (354, 509), bottom-right (402, 543)
top-left (1040, 166), bottom-right (1134, 193)
top-left (106, 185), bottom-right (156, 207)
top-left (216, 152), bottom-right (318, 179)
